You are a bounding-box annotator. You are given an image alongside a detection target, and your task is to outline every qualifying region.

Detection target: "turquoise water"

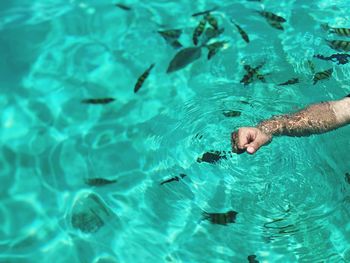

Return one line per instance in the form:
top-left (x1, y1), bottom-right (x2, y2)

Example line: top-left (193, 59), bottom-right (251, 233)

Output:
top-left (1, 0), bottom-right (350, 262)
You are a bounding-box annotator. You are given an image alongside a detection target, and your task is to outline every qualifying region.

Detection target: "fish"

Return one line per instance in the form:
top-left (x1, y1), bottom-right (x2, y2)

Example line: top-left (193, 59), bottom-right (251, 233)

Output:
top-left (134, 64), bottom-right (155, 93)
top-left (169, 40), bottom-right (183, 49)
top-left (206, 41), bottom-right (227, 60)
top-left (326, 39), bottom-right (350, 52)
top-left (115, 3), bottom-right (131, 11)
top-left (277, 78), bottom-right (299, 86)
top-left (167, 47), bottom-right (202, 73)
top-left (158, 29), bottom-right (182, 40)
top-left (193, 17), bottom-right (208, 45)
top-left (312, 68), bottom-right (333, 85)
top-left (160, 174), bottom-right (187, 185)
top-left (258, 11), bottom-right (286, 23)
top-left (158, 30), bottom-right (183, 49)
top-left (247, 255), bottom-right (259, 263)
top-left (205, 13), bottom-right (219, 30)
top-left (345, 172), bottom-right (350, 184)
top-left (202, 27), bottom-right (225, 43)
top-left (223, 110), bottom-right (241, 117)
top-left (197, 151), bottom-right (227, 164)
top-left (202, 210), bottom-right (238, 225)
top-left (306, 60), bottom-right (315, 73)
top-left (232, 21), bottom-right (250, 43)
top-left (85, 178), bottom-right (117, 186)
top-left (322, 24), bottom-right (350, 37)
top-left (192, 7), bottom-right (218, 17)
top-left (240, 63), bottom-right (265, 85)
top-left (81, 98), bottom-right (115, 104)
top-left (314, 53), bottom-right (350, 65)
top-left (267, 20), bottom-right (284, 30)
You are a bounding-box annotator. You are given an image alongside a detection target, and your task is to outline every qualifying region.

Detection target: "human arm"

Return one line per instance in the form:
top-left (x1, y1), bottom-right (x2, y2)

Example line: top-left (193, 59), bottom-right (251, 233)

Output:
top-left (231, 97), bottom-right (350, 154)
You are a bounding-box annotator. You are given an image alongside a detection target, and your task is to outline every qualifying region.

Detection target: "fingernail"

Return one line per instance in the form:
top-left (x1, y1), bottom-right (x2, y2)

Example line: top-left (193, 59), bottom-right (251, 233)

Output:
top-left (247, 146), bottom-right (255, 154)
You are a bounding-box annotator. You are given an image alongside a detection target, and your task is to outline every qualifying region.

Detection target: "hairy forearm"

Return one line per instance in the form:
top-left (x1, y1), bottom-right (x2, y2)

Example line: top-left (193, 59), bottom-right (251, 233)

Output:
top-left (256, 99), bottom-right (350, 137)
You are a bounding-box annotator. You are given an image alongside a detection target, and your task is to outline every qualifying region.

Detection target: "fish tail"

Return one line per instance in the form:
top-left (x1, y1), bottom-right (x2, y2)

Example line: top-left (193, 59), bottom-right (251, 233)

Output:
top-left (321, 23), bottom-right (330, 31)
top-left (149, 63), bottom-right (155, 70)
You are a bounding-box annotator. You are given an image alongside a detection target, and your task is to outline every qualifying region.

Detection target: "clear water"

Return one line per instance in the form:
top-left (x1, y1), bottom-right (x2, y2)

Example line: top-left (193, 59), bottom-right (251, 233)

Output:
top-left (1, 0), bottom-right (350, 262)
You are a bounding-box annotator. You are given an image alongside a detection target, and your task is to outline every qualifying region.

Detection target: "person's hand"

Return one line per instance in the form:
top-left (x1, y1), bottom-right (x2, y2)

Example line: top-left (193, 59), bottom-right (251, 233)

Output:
top-left (231, 127), bottom-right (272, 154)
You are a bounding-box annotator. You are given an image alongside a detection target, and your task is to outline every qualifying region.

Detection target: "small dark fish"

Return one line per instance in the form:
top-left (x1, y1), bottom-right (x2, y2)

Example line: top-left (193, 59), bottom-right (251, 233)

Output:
top-left (306, 59), bottom-right (315, 73)
top-left (160, 174), bottom-right (187, 185)
top-left (167, 47), bottom-right (202, 73)
top-left (169, 40), bottom-right (183, 49)
top-left (115, 3), bottom-right (131, 11)
top-left (267, 20), bottom-right (284, 30)
top-left (247, 255), bottom-right (259, 263)
top-left (223, 110), bottom-right (241, 117)
top-left (197, 151), bottom-right (227, 164)
top-left (326, 39), bottom-right (350, 52)
top-left (322, 24), bottom-right (350, 37)
top-left (205, 13), bottom-right (219, 30)
top-left (314, 53), bottom-right (350, 65)
top-left (312, 68), bottom-right (333, 85)
top-left (134, 64), bottom-right (155, 93)
top-left (81, 98), bottom-right (115, 104)
top-left (240, 63), bottom-right (265, 85)
top-left (202, 27), bottom-right (224, 44)
top-left (158, 29), bottom-right (182, 40)
top-left (193, 17), bottom-right (207, 45)
top-left (158, 30), bottom-right (183, 49)
top-left (277, 78), bottom-right (299, 86)
top-left (192, 7), bottom-right (218, 17)
top-left (85, 178), bottom-right (117, 186)
top-left (202, 210), bottom-right (238, 225)
top-left (232, 21), bottom-right (250, 43)
top-left (195, 133), bottom-right (203, 140)
top-left (345, 172), bottom-right (350, 184)
top-left (206, 41), bottom-right (227, 60)
top-left (258, 11), bottom-right (286, 23)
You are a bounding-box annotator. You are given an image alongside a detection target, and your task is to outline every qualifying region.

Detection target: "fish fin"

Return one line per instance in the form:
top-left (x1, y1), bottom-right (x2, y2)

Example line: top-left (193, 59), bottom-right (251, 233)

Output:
top-left (321, 23), bottom-right (330, 32)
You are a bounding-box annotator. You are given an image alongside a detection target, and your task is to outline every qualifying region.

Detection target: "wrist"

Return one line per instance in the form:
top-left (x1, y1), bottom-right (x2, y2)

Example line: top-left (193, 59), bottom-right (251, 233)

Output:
top-left (256, 118), bottom-right (284, 138)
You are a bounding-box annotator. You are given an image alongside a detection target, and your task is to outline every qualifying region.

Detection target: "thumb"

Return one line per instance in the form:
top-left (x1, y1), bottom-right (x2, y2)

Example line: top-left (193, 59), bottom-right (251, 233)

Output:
top-left (246, 141), bottom-right (262, 154)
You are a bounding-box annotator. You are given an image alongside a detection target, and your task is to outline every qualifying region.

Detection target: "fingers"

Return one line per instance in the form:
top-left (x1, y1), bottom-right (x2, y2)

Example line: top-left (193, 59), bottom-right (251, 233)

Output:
top-left (231, 132), bottom-right (245, 154)
top-left (246, 142), bottom-right (261, 154)
top-left (231, 128), bottom-right (257, 154)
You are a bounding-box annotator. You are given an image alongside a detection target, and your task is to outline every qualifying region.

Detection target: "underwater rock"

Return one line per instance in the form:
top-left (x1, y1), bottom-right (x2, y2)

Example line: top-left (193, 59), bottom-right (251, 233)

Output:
top-left (166, 47), bottom-right (202, 73)
top-left (71, 193), bottom-right (113, 233)
top-left (202, 210), bottom-right (238, 225)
